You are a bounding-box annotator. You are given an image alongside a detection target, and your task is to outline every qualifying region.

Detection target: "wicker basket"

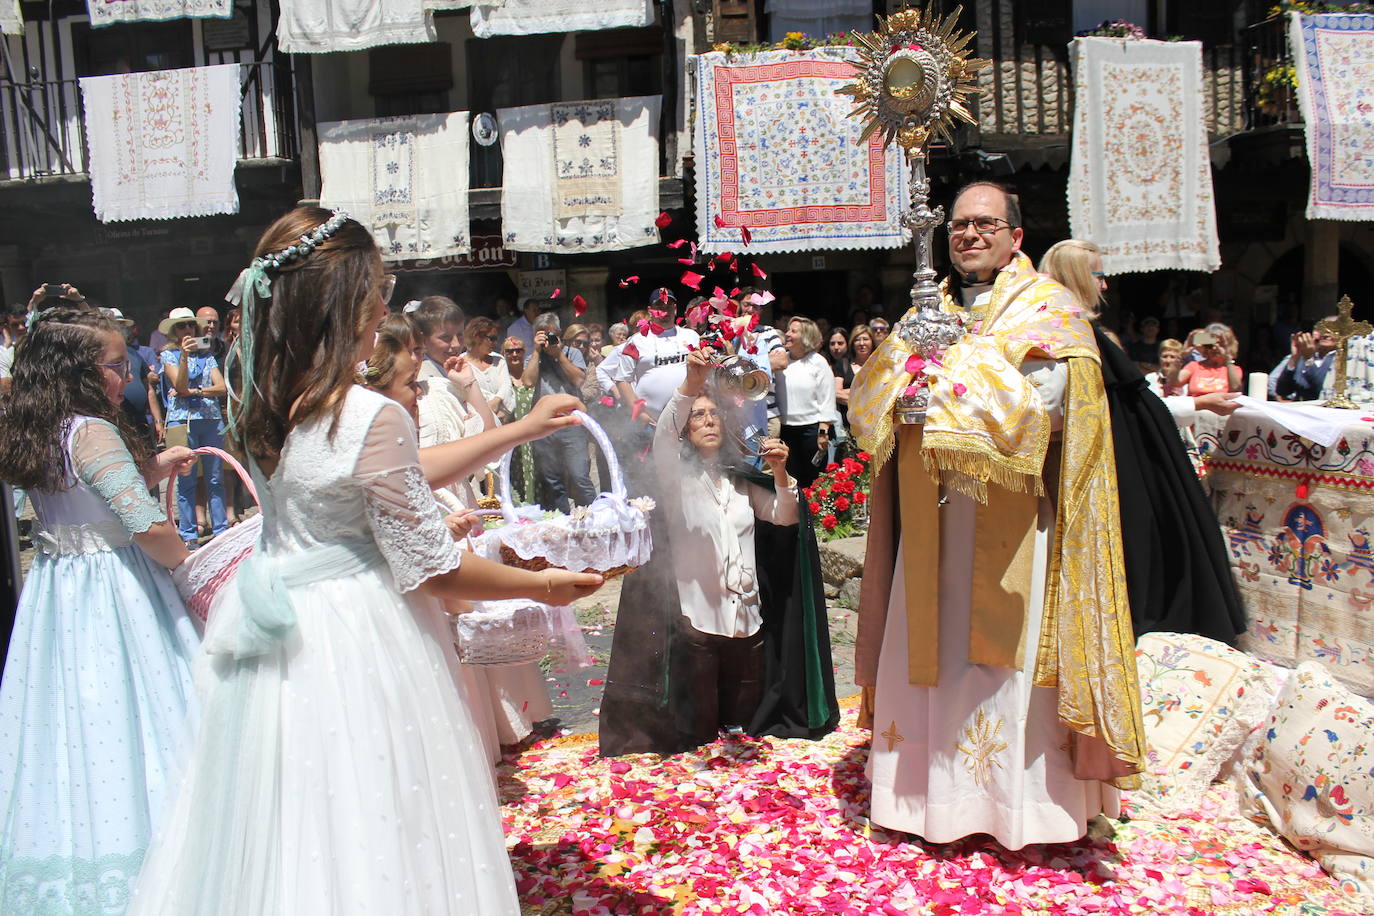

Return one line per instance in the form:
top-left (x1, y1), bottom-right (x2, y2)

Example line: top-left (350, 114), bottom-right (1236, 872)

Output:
top-left (167, 446), bottom-right (261, 630)
top-left (488, 410), bottom-right (652, 578)
top-left (453, 600), bottom-right (550, 666)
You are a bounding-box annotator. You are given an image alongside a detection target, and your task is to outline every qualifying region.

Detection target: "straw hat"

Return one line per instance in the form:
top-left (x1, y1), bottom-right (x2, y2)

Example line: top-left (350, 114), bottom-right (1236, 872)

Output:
top-left (158, 307), bottom-right (210, 336)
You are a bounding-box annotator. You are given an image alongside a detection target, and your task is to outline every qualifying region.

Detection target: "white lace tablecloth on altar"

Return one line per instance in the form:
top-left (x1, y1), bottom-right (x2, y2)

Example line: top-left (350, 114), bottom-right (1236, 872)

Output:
top-left (1205, 403), bottom-right (1374, 696)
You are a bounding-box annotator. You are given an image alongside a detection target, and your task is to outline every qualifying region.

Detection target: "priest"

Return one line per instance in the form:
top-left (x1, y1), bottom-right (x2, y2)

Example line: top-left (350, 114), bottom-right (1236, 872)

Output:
top-left (848, 182), bottom-right (1145, 848)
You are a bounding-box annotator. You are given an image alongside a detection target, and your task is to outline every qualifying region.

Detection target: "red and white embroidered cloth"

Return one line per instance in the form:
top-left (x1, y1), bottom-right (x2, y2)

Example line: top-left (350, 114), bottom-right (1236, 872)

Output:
top-left (79, 64), bottom-right (242, 223)
top-left (1067, 37), bottom-right (1220, 275)
top-left (691, 48), bottom-right (908, 254)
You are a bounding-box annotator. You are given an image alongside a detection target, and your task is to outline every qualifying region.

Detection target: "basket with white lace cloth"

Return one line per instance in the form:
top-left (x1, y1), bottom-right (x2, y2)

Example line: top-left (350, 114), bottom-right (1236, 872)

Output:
top-left (168, 446), bottom-right (260, 629)
top-left (453, 598), bottom-right (593, 668)
top-left (487, 409), bottom-right (653, 578)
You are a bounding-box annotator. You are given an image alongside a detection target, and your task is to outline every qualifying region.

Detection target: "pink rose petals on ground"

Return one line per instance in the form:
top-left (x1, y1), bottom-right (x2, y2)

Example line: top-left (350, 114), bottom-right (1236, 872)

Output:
top-left (498, 700), bottom-right (1361, 916)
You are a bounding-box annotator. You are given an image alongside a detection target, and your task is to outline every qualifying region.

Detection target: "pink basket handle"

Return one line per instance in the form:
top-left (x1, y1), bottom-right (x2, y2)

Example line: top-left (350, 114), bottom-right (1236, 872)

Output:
top-left (164, 445), bottom-right (261, 514)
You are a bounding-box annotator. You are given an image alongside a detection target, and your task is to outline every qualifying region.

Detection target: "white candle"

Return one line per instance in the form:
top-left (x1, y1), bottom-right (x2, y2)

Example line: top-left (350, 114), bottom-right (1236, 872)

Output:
top-left (1248, 372), bottom-right (1269, 401)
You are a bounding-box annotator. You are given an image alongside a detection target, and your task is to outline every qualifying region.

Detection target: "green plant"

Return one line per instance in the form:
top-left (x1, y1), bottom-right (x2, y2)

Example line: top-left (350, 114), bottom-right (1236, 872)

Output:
top-left (1257, 61), bottom-right (1297, 110)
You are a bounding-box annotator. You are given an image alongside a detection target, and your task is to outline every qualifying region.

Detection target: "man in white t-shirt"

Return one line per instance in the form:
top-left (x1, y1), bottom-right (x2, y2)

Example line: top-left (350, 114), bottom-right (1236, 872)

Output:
top-left (610, 289), bottom-right (701, 429)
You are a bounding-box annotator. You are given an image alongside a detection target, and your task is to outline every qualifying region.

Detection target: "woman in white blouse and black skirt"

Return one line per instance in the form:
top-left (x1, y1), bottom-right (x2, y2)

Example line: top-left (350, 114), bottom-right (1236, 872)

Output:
top-left (599, 347), bottom-right (840, 755)
top-left (777, 316), bottom-right (840, 489)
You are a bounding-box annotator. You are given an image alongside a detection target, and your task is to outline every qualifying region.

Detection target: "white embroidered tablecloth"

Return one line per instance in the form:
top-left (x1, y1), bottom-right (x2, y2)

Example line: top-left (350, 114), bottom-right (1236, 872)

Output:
top-left (1206, 404), bottom-right (1374, 697)
top-left (498, 96), bottom-right (659, 254)
top-left (86, 0), bottom-right (231, 28)
top-left (1290, 12), bottom-right (1374, 221)
top-left (319, 111), bottom-right (471, 261)
top-left (470, 0), bottom-right (651, 37)
top-left (278, 0), bottom-right (434, 53)
top-left (79, 64), bottom-right (242, 223)
top-left (1067, 37), bottom-right (1220, 275)
top-left (691, 48), bottom-right (909, 255)
top-left (1, 0), bottom-right (23, 35)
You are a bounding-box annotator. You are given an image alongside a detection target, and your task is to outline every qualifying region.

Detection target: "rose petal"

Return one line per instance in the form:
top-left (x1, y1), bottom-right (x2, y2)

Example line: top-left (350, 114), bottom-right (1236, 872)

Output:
top-left (572, 294), bottom-right (587, 316)
top-left (681, 271), bottom-right (705, 290)
top-left (714, 214), bottom-right (726, 228)
top-left (655, 211), bottom-right (672, 229)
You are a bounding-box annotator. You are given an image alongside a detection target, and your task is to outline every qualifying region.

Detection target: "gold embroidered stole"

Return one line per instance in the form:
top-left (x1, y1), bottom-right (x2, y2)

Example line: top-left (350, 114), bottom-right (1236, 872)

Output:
top-left (851, 253), bottom-right (1145, 787)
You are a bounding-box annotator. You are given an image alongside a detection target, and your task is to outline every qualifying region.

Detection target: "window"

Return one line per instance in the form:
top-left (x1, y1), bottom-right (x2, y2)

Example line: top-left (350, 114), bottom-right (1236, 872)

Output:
top-left (1073, 0), bottom-right (1151, 34)
top-left (72, 20), bottom-right (193, 77)
top-left (369, 43), bottom-right (453, 118)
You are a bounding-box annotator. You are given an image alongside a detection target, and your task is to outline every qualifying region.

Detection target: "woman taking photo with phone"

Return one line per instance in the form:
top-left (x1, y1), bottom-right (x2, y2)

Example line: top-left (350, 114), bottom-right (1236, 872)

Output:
top-left (128, 207), bottom-right (602, 916)
top-left (157, 307), bottom-right (228, 547)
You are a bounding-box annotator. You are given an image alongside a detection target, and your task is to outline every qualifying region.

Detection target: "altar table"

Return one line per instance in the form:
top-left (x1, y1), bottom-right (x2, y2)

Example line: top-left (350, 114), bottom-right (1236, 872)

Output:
top-left (1206, 402), bottom-right (1374, 697)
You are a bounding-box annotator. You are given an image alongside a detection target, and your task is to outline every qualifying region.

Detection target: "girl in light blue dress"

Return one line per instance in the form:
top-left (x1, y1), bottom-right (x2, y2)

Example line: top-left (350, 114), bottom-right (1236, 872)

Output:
top-left (0, 308), bottom-right (200, 914)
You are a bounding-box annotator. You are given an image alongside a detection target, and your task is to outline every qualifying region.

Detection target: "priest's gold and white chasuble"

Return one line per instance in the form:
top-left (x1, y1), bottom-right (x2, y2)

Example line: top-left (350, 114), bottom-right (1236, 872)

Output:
top-left (848, 253), bottom-right (1145, 847)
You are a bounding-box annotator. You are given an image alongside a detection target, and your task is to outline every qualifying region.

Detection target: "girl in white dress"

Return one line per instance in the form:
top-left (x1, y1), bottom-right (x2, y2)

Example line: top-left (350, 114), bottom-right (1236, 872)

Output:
top-left (128, 208), bottom-right (602, 916)
top-left (0, 308), bottom-right (199, 915)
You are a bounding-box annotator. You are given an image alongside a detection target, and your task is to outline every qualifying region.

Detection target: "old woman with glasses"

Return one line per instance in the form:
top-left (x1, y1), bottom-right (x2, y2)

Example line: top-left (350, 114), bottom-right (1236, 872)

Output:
top-left (463, 316), bottom-right (516, 422)
top-left (600, 347), bottom-right (839, 756)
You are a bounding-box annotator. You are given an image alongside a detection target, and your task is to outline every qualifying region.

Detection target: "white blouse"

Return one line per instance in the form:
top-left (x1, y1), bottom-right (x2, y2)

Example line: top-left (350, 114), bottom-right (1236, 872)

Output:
top-left (469, 355), bottom-right (516, 416)
top-left (653, 391), bottom-right (800, 637)
top-left (777, 350), bottom-right (840, 426)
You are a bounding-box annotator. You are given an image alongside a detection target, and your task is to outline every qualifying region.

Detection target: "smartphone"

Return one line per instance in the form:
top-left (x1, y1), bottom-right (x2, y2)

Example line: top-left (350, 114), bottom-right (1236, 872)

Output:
top-left (43, 283), bottom-right (64, 298)
top-left (189, 335), bottom-right (212, 351)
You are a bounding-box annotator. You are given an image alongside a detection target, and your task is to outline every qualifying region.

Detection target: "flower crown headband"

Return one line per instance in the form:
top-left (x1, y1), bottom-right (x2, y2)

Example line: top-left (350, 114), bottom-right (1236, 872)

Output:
top-left (223, 209), bottom-right (350, 439)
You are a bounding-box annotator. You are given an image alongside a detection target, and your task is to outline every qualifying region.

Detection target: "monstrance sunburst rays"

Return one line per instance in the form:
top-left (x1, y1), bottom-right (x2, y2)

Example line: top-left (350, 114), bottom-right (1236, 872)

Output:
top-left (837, 5), bottom-right (989, 156)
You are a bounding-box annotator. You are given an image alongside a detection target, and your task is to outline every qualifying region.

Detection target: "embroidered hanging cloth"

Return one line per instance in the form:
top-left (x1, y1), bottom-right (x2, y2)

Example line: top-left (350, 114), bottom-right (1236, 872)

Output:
top-left (691, 48), bottom-right (909, 255)
top-left (79, 64), bottom-right (242, 223)
top-left (497, 96), bottom-right (660, 254)
top-left (1, 0), bottom-right (23, 35)
top-left (470, 0), bottom-right (651, 37)
top-left (86, 0), bottom-right (231, 28)
top-left (277, 0), bottom-right (434, 53)
top-left (1291, 12), bottom-right (1374, 221)
top-left (318, 111), bottom-right (471, 261)
top-left (1067, 38), bottom-right (1220, 274)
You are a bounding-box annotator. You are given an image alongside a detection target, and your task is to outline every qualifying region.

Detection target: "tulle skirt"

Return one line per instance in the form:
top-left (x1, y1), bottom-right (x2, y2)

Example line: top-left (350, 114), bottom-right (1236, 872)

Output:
top-left (0, 546), bottom-right (200, 915)
top-left (128, 564), bottom-right (519, 916)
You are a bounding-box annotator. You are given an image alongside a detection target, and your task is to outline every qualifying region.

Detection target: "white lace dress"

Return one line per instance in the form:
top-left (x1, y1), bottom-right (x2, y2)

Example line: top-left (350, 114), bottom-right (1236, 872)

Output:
top-left (0, 417), bottom-right (200, 914)
top-left (416, 378), bottom-right (553, 750)
top-left (127, 387), bottom-right (518, 916)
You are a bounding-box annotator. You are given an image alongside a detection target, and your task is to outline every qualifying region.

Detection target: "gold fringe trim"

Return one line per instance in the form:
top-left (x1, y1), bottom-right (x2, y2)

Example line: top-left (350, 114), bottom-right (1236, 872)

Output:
top-left (919, 446), bottom-right (1046, 505)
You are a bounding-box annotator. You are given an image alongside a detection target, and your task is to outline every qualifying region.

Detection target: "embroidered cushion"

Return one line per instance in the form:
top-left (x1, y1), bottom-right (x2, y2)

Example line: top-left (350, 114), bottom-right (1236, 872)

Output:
top-left (1134, 632), bottom-right (1278, 812)
top-left (1235, 662), bottom-right (1374, 910)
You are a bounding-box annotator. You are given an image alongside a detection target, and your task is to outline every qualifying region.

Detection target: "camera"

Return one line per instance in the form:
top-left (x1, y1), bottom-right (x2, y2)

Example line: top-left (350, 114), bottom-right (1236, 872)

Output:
top-left (43, 283), bottom-right (65, 299)
top-left (545, 331), bottom-right (559, 347)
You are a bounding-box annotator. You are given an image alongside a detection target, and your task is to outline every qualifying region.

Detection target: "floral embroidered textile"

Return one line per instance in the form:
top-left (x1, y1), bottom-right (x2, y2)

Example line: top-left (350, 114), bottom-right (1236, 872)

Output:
top-left (691, 48), bottom-right (909, 254)
top-left (1234, 661), bottom-right (1374, 910)
top-left (1211, 419), bottom-right (1374, 698)
top-left (1067, 38), bottom-right (1220, 274)
top-left (498, 96), bottom-right (659, 254)
top-left (78, 64), bottom-right (242, 223)
top-left (470, 0), bottom-right (651, 38)
top-left (1290, 13), bottom-right (1374, 220)
top-left (1134, 632), bottom-right (1279, 813)
top-left (86, 0), bottom-right (231, 28)
top-left (277, 0), bottom-right (435, 53)
top-left (319, 111), bottom-right (471, 261)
